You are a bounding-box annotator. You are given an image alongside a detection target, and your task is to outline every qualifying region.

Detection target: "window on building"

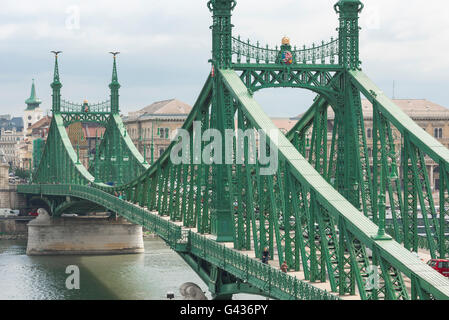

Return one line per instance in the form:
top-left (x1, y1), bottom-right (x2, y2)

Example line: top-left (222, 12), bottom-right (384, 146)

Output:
top-left (434, 128), bottom-right (443, 139)
top-left (159, 148), bottom-right (165, 156)
top-left (367, 128), bottom-right (372, 139)
top-left (158, 128), bottom-right (169, 139)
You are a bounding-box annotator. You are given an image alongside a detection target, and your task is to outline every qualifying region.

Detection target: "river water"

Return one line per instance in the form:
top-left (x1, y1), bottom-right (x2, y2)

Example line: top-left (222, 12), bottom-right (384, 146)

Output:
top-left (0, 237), bottom-right (263, 300)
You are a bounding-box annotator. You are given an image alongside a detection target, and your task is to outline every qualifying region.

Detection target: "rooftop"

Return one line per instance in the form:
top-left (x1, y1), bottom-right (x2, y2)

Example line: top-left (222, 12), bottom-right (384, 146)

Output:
top-left (29, 116), bottom-right (51, 131)
top-left (82, 123), bottom-right (106, 139)
top-left (295, 99), bottom-right (449, 121)
top-left (127, 99), bottom-right (192, 120)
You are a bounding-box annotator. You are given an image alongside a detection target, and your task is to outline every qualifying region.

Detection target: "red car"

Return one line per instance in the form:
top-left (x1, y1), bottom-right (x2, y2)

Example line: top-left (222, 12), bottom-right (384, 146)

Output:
top-left (427, 259), bottom-right (449, 277)
top-left (29, 209), bottom-right (38, 217)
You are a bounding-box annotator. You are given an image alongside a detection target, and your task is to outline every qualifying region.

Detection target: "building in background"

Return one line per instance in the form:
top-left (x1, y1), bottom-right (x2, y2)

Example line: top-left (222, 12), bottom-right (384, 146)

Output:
top-left (0, 114), bottom-right (24, 168)
top-left (23, 80), bottom-right (44, 134)
top-left (66, 122), bottom-right (105, 169)
top-left (0, 128), bottom-right (23, 167)
top-left (0, 115), bottom-right (23, 132)
top-left (296, 99), bottom-right (449, 192)
top-left (20, 116), bottom-right (51, 170)
top-left (124, 99), bottom-right (192, 163)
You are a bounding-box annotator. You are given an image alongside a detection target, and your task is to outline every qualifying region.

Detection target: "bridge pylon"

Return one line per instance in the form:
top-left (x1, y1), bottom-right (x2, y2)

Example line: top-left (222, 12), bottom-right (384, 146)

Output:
top-left (109, 52), bottom-right (121, 114)
top-left (50, 51), bottom-right (62, 113)
top-left (208, 0), bottom-right (237, 242)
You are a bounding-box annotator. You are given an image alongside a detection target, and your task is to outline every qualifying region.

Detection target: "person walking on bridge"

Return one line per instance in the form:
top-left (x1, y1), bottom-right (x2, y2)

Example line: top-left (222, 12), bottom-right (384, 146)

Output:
top-left (262, 247), bottom-right (270, 264)
top-left (281, 261), bottom-right (288, 273)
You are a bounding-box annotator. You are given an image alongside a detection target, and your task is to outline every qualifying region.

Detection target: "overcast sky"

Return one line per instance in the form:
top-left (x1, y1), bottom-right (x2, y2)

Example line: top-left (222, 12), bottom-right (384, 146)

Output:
top-left (1, 0), bottom-right (449, 118)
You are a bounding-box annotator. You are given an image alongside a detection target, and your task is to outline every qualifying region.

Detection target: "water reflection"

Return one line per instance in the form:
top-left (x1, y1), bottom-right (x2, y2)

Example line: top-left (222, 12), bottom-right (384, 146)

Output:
top-left (0, 238), bottom-right (263, 300)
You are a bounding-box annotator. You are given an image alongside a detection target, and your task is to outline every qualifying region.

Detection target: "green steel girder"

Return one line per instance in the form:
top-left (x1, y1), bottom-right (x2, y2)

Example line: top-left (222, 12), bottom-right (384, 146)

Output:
top-left (350, 70), bottom-right (449, 259)
top-left (89, 114), bottom-right (149, 185)
top-left (179, 253), bottom-right (271, 300)
top-left (32, 115), bottom-right (98, 186)
top-left (286, 70), bottom-right (449, 261)
top-left (286, 95), bottom-right (327, 142)
top-left (234, 64), bottom-right (344, 106)
top-left (53, 198), bottom-right (105, 216)
top-left (60, 112), bottom-right (111, 127)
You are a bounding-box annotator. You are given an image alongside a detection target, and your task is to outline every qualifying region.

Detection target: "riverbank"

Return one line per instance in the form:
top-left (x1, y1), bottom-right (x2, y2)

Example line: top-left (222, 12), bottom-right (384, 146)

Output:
top-left (0, 231), bottom-right (156, 241)
top-left (0, 225), bottom-right (156, 242)
top-left (0, 233), bottom-right (27, 240)
top-left (143, 231), bottom-right (158, 239)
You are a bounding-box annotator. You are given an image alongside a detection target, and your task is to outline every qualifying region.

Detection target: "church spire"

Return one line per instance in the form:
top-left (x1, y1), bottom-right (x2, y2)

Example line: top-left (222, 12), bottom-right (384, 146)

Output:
top-left (109, 52), bottom-right (120, 114)
top-left (25, 79), bottom-right (42, 110)
top-left (50, 51), bottom-right (63, 113)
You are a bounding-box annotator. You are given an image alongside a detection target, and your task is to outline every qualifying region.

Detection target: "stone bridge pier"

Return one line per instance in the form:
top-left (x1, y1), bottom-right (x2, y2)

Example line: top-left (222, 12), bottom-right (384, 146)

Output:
top-left (26, 210), bottom-right (144, 255)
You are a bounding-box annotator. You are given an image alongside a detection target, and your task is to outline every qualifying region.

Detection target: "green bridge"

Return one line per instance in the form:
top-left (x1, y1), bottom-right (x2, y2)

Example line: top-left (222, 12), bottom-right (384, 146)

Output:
top-left (18, 0), bottom-right (449, 300)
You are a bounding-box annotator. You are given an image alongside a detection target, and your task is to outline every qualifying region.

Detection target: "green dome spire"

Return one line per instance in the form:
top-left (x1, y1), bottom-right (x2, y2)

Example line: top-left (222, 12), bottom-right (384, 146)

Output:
top-left (25, 79), bottom-right (42, 110)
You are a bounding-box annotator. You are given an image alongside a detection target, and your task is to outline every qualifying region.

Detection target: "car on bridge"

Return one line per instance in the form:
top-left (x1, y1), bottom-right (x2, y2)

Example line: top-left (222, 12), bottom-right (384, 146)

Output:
top-left (427, 259), bottom-right (449, 277)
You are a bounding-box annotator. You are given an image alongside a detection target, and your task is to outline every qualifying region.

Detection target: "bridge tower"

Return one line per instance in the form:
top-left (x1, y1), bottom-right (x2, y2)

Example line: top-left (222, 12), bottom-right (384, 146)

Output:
top-left (50, 52), bottom-right (62, 113)
top-left (332, 0), bottom-right (368, 213)
top-left (109, 52), bottom-right (121, 114)
top-left (334, 0), bottom-right (364, 70)
top-left (207, 0), bottom-right (237, 242)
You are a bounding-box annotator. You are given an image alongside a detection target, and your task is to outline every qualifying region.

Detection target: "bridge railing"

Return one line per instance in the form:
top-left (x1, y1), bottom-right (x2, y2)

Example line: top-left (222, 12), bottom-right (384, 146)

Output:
top-left (61, 99), bottom-right (111, 113)
top-left (189, 232), bottom-right (338, 300)
top-left (232, 36), bottom-right (339, 65)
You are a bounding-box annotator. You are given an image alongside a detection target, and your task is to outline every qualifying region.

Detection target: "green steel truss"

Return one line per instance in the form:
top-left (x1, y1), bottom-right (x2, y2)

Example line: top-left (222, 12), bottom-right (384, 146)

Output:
top-left (88, 114), bottom-right (149, 185)
top-left (32, 52), bottom-right (147, 186)
top-left (19, 0), bottom-right (449, 300)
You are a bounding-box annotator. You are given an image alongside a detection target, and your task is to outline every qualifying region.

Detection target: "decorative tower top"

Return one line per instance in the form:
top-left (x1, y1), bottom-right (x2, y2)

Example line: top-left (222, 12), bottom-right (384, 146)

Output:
top-left (207, 0), bottom-right (237, 69)
top-left (334, 0), bottom-right (363, 14)
top-left (50, 51), bottom-right (63, 113)
top-left (334, 0), bottom-right (364, 70)
top-left (25, 79), bottom-right (42, 110)
top-left (109, 52), bottom-right (121, 114)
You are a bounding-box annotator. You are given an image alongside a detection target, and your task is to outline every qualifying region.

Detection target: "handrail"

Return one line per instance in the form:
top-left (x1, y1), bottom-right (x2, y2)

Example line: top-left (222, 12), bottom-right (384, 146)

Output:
top-left (232, 36), bottom-right (339, 65)
top-left (61, 99), bottom-right (111, 113)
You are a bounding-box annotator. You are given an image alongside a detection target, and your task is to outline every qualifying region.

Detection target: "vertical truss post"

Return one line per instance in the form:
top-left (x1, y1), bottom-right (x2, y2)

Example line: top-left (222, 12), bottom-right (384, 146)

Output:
top-left (439, 163), bottom-right (449, 258)
top-left (207, 0), bottom-right (236, 242)
top-left (334, 0), bottom-right (364, 70)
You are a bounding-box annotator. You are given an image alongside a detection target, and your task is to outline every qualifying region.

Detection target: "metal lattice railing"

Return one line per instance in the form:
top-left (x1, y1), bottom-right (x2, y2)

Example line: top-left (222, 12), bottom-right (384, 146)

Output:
top-left (232, 36), bottom-right (339, 65)
top-left (61, 99), bottom-right (111, 113)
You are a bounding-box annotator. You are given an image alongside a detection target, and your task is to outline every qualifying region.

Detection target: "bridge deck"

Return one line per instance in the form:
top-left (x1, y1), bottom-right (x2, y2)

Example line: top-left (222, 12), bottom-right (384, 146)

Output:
top-left (154, 206), bottom-right (357, 299)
